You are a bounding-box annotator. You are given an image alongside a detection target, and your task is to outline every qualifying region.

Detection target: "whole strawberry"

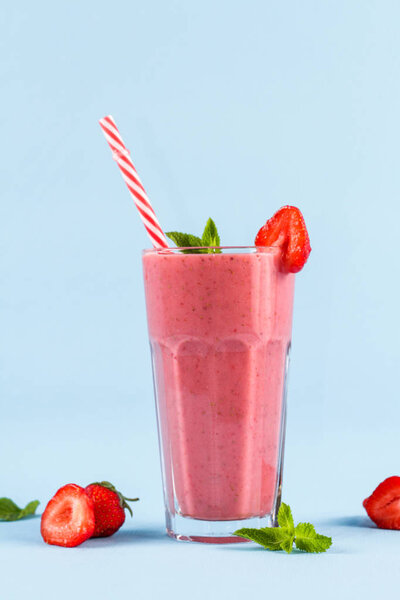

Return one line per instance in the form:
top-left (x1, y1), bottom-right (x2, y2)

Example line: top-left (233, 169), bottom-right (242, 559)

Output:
top-left (85, 481), bottom-right (139, 537)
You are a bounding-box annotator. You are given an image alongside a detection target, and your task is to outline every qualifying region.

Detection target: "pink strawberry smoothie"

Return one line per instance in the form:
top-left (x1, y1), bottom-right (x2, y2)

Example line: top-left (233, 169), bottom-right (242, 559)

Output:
top-left (142, 247), bottom-right (294, 521)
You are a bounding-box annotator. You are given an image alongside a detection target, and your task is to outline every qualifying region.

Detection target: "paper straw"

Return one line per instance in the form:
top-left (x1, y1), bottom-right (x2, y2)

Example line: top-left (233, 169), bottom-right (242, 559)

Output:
top-left (99, 115), bottom-right (169, 249)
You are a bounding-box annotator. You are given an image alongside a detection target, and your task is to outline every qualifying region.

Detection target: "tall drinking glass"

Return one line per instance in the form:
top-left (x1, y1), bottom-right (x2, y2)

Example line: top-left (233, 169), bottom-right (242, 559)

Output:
top-left (142, 246), bottom-right (295, 543)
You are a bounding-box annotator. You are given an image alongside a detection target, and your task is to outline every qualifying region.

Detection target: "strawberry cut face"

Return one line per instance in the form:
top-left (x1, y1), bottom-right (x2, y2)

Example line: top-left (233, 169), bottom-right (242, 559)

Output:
top-left (40, 484), bottom-right (95, 547)
top-left (363, 476), bottom-right (400, 530)
top-left (255, 205), bottom-right (311, 273)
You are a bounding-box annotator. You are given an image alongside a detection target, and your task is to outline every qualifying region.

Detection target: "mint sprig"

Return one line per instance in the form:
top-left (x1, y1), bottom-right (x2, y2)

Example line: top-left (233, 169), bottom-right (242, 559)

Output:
top-left (234, 503), bottom-right (332, 554)
top-left (166, 218), bottom-right (221, 254)
top-left (0, 497), bottom-right (40, 521)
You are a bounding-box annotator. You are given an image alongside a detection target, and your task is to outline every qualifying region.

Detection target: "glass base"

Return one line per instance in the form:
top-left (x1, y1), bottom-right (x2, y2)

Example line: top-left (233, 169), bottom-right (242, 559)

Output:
top-left (166, 512), bottom-right (276, 544)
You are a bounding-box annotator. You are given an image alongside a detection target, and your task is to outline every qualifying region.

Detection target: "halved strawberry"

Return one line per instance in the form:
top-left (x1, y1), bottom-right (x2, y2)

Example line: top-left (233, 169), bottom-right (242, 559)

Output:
top-left (41, 484), bottom-right (95, 547)
top-left (255, 206), bottom-right (311, 273)
top-left (363, 476), bottom-right (400, 530)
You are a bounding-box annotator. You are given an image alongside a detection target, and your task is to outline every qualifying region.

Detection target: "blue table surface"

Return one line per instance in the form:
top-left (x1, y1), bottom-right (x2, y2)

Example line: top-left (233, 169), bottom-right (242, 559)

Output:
top-left (2, 512), bottom-right (399, 600)
top-left (1, 415), bottom-right (399, 600)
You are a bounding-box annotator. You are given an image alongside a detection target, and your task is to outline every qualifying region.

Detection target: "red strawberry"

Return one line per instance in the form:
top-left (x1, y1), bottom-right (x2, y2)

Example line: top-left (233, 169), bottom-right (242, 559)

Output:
top-left (41, 484), bottom-right (95, 547)
top-left (255, 205), bottom-right (311, 273)
top-left (85, 482), bottom-right (139, 537)
top-left (363, 476), bottom-right (400, 530)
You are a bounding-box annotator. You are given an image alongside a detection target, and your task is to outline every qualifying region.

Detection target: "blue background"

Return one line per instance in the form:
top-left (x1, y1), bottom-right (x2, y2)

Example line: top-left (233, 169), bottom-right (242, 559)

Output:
top-left (1, 1), bottom-right (400, 597)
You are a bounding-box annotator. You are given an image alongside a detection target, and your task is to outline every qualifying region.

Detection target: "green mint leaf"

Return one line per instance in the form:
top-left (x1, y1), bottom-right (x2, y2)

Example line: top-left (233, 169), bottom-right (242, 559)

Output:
top-left (234, 527), bottom-right (293, 552)
top-left (294, 522), bottom-right (332, 553)
top-left (19, 500), bottom-right (40, 519)
top-left (277, 502), bottom-right (295, 534)
top-left (234, 504), bottom-right (332, 555)
top-left (0, 498), bottom-right (20, 520)
top-left (165, 231), bottom-right (203, 251)
top-left (280, 533), bottom-right (295, 554)
top-left (0, 498), bottom-right (40, 521)
top-left (166, 219), bottom-right (222, 254)
top-left (201, 218), bottom-right (221, 253)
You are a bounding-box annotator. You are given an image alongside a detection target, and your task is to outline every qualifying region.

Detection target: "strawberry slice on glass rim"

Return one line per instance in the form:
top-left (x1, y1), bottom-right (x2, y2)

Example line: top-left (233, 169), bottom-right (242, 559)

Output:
top-left (255, 205), bottom-right (311, 273)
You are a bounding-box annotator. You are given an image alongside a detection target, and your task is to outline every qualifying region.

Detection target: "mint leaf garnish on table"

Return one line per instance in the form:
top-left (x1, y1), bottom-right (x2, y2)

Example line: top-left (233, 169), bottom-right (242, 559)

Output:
top-left (277, 502), bottom-right (295, 531)
top-left (293, 522), bottom-right (332, 553)
top-left (0, 497), bottom-right (40, 521)
top-left (166, 218), bottom-right (221, 253)
top-left (237, 526), bottom-right (294, 551)
top-left (234, 503), bottom-right (332, 554)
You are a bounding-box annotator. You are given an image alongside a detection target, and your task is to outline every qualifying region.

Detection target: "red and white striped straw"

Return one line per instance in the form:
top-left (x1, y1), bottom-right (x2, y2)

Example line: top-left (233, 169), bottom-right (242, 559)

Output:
top-left (99, 115), bottom-right (169, 249)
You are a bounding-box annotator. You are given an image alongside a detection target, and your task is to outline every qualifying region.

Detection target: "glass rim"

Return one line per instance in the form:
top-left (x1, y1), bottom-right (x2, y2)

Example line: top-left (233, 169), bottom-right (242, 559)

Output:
top-left (142, 245), bottom-right (280, 255)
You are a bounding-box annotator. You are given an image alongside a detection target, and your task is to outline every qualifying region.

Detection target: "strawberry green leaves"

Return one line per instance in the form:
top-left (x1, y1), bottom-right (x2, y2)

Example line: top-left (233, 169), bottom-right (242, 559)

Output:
top-left (234, 503), bottom-right (332, 554)
top-left (0, 498), bottom-right (40, 521)
top-left (166, 218), bottom-right (221, 253)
